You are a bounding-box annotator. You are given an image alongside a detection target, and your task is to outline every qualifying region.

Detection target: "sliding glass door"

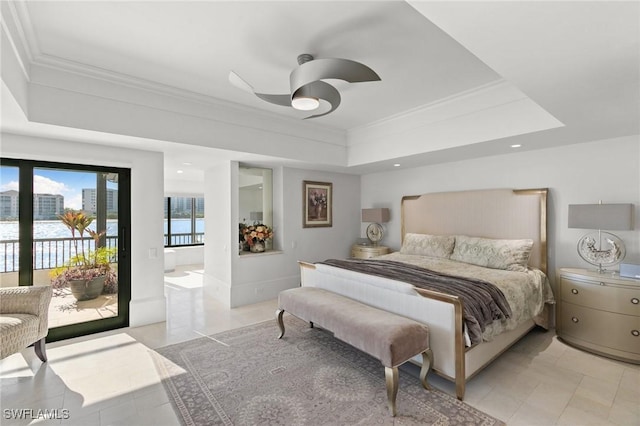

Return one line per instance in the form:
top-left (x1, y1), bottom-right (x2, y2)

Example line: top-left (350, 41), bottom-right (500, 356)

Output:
top-left (0, 158), bottom-right (131, 341)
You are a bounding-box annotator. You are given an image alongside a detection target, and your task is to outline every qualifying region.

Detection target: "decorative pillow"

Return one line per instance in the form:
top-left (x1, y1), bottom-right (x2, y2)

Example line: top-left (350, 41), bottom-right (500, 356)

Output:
top-left (400, 233), bottom-right (456, 258)
top-left (450, 235), bottom-right (533, 272)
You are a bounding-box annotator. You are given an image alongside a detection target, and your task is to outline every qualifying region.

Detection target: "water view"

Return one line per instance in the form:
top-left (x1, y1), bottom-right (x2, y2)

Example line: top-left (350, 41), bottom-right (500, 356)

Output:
top-left (0, 219), bottom-right (120, 240)
top-left (0, 218), bottom-right (205, 272)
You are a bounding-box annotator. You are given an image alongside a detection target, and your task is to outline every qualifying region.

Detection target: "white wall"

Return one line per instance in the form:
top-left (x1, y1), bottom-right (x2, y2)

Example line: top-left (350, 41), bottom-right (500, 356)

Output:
top-left (361, 135), bottom-right (640, 290)
top-left (231, 166), bottom-right (361, 307)
top-left (203, 162), bottom-right (234, 306)
top-left (203, 161), bottom-right (361, 307)
top-left (281, 167), bottom-right (362, 262)
top-left (1, 132), bottom-right (167, 326)
top-left (165, 178), bottom-right (204, 196)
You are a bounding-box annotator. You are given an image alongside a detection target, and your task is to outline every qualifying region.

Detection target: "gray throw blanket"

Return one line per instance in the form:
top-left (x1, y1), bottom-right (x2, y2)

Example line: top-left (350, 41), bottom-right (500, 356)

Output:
top-left (318, 259), bottom-right (512, 345)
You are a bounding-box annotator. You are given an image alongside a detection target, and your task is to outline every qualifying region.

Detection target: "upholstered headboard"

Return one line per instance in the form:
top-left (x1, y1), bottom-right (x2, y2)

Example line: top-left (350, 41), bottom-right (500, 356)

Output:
top-left (401, 188), bottom-right (548, 273)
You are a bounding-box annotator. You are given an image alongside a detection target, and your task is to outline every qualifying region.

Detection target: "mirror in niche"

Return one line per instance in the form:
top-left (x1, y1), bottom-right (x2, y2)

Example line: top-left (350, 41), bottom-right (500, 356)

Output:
top-left (239, 166), bottom-right (273, 253)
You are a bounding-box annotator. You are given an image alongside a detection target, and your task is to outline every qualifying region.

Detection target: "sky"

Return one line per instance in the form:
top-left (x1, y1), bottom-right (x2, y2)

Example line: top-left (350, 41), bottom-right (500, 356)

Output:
top-left (0, 167), bottom-right (114, 210)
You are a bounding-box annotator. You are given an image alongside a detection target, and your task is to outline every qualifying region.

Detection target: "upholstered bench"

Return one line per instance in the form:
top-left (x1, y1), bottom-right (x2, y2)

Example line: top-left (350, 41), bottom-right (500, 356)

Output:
top-left (276, 286), bottom-right (433, 416)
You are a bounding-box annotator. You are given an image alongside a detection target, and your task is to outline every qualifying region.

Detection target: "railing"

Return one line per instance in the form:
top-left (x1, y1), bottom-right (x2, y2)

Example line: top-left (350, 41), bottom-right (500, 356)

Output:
top-left (0, 236), bottom-right (118, 273)
top-left (0, 232), bottom-right (205, 273)
top-left (164, 232), bottom-right (205, 247)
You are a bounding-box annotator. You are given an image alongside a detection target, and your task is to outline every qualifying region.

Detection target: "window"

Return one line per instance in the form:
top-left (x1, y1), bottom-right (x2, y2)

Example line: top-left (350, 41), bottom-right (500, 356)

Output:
top-left (164, 196), bottom-right (205, 246)
top-left (1, 158), bottom-right (131, 342)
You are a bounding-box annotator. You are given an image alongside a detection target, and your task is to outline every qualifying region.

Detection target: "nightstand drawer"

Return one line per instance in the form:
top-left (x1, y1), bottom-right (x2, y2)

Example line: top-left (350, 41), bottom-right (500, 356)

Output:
top-left (351, 245), bottom-right (390, 259)
top-left (560, 277), bottom-right (640, 315)
top-left (559, 302), bottom-right (640, 355)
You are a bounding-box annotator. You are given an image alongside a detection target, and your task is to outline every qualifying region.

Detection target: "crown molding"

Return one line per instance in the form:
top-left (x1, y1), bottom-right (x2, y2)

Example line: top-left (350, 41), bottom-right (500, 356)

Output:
top-left (34, 53), bottom-right (248, 112)
top-left (32, 53), bottom-right (347, 141)
top-left (5, 1), bottom-right (346, 145)
top-left (1, 1), bottom-right (35, 80)
top-left (5, 0), bottom-right (546, 161)
top-left (348, 79), bottom-right (510, 135)
top-left (346, 78), bottom-right (543, 149)
top-left (11, 1), bottom-right (40, 60)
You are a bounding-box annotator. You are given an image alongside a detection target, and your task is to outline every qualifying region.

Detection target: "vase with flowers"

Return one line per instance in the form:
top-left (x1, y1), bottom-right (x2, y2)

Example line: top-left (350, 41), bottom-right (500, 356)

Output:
top-left (241, 223), bottom-right (273, 253)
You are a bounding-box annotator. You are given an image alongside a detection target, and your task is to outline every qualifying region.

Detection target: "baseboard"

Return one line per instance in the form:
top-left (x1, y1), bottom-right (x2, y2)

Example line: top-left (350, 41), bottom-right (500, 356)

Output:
top-left (203, 273), bottom-right (232, 308)
top-left (230, 275), bottom-right (299, 308)
top-left (129, 296), bottom-right (167, 327)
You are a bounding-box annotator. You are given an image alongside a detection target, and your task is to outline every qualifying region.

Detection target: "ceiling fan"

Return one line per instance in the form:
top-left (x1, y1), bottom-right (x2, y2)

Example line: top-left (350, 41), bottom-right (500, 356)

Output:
top-left (229, 54), bottom-right (381, 119)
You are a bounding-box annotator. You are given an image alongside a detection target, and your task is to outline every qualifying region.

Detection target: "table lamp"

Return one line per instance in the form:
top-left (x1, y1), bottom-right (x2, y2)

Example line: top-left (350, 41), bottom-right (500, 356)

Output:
top-left (568, 202), bottom-right (633, 273)
top-left (362, 208), bottom-right (390, 245)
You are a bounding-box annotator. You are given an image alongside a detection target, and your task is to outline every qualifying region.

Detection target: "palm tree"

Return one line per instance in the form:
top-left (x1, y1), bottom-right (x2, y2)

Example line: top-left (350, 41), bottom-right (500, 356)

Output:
top-left (58, 210), bottom-right (94, 266)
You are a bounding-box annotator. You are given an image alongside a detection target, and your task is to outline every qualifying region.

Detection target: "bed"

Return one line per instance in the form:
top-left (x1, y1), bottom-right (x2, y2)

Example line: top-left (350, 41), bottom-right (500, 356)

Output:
top-left (298, 188), bottom-right (554, 400)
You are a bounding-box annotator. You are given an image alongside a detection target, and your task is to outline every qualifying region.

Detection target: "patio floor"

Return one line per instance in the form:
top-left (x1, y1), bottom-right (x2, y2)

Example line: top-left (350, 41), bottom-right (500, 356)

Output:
top-left (48, 288), bottom-right (118, 328)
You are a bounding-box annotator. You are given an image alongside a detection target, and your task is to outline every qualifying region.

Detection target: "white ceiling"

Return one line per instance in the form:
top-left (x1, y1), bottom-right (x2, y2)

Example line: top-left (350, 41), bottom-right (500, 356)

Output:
top-left (1, 1), bottom-right (639, 180)
top-left (21, 0), bottom-right (501, 129)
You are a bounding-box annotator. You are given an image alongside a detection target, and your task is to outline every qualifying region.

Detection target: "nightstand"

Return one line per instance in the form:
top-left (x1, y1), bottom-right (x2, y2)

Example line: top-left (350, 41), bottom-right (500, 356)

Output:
top-left (351, 244), bottom-right (390, 259)
top-left (556, 268), bottom-right (640, 364)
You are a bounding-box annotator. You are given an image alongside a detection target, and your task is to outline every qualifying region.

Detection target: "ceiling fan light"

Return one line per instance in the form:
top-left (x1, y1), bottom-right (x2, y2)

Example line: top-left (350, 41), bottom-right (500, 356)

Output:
top-left (291, 96), bottom-right (320, 111)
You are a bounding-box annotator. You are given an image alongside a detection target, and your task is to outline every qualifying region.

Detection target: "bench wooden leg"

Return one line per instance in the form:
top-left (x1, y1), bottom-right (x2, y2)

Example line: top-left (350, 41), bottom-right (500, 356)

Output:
top-left (419, 349), bottom-right (433, 390)
top-left (34, 338), bottom-right (47, 362)
top-left (384, 366), bottom-right (398, 417)
top-left (276, 310), bottom-right (285, 339)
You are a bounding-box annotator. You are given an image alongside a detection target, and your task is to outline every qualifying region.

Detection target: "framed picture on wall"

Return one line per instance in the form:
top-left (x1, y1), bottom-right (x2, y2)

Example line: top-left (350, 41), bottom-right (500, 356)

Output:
top-left (303, 180), bottom-right (332, 228)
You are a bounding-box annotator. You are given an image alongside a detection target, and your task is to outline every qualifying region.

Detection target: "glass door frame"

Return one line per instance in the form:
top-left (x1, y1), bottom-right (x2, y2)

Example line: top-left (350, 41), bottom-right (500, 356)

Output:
top-left (1, 157), bottom-right (131, 342)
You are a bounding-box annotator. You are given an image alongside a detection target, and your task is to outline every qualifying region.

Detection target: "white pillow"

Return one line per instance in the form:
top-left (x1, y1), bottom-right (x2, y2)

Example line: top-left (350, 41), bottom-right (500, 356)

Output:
top-left (450, 235), bottom-right (533, 272)
top-left (400, 233), bottom-right (455, 258)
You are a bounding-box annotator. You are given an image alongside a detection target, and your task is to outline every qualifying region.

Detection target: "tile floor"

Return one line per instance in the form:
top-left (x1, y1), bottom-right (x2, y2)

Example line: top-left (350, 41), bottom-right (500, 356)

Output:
top-left (48, 290), bottom-right (117, 329)
top-left (1, 264), bottom-right (638, 425)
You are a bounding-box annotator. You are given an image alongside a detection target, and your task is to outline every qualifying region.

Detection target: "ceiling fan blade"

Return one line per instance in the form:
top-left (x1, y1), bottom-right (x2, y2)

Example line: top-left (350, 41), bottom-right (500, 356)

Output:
top-left (229, 71), bottom-right (292, 107)
top-left (228, 71), bottom-right (254, 94)
top-left (293, 80), bottom-right (341, 119)
top-left (255, 93), bottom-right (292, 107)
top-left (290, 58), bottom-right (380, 94)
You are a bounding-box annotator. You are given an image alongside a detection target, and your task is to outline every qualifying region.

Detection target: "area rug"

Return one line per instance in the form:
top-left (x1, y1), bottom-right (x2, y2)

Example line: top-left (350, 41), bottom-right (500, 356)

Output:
top-left (152, 316), bottom-right (504, 425)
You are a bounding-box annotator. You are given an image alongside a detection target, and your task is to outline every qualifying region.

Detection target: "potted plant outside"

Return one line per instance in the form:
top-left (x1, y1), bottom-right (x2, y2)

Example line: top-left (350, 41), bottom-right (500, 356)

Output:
top-left (50, 211), bottom-right (117, 301)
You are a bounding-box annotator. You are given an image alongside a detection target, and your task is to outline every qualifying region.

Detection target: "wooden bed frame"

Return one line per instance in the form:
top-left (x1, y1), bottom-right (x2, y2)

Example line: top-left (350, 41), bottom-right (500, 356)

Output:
top-left (299, 188), bottom-right (548, 400)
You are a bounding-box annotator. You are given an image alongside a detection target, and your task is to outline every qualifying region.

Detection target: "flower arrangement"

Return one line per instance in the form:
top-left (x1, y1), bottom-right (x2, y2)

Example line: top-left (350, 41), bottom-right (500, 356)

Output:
top-left (241, 223), bottom-right (273, 248)
top-left (309, 189), bottom-right (327, 208)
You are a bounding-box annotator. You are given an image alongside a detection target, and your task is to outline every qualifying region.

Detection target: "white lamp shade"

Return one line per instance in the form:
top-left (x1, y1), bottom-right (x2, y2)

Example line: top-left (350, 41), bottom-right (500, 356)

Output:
top-left (568, 203), bottom-right (633, 230)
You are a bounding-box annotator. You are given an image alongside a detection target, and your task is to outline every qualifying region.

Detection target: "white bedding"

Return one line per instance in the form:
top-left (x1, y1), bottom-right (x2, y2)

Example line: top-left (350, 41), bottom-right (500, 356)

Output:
top-left (319, 253), bottom-right (554, 345)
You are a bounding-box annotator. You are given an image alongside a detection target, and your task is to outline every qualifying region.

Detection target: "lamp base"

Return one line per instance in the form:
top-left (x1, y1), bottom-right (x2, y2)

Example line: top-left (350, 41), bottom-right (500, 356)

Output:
top-left (577, 231), bottom-right (626, 271)
top-left (366, 223), bottom-right (384, 245)
top-left (593, 265), bottom-right (616, 275)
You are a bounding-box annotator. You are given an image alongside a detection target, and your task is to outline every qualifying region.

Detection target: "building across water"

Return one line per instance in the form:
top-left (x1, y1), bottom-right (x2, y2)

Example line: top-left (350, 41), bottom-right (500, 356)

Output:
top-left (1, 190), bottom-right (65, 220)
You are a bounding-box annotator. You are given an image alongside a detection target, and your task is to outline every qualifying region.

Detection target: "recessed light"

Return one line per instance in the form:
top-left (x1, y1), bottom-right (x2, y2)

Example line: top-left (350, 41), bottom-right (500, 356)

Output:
top-left (177, 170), bottom-right (184, 174)
top-left (511, 144), bottom-right (522, 148)
top-left (393, 163), bottom-right (400, 167)
top-left (182, 162), bottom-right (192, 166)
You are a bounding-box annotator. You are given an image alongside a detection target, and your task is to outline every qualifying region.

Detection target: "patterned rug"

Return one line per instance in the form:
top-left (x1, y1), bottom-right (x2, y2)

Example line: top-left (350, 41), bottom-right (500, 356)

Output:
top-left (153, 316), bottom-right (504, 425)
